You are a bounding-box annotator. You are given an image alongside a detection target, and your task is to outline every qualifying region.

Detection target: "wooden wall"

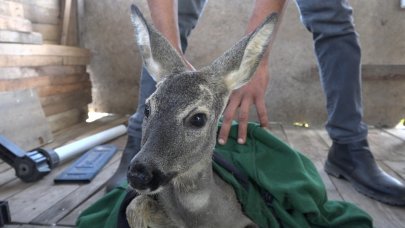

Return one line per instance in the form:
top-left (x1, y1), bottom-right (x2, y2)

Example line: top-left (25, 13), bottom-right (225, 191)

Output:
top-left (0, 0), bottom-right (91, 133)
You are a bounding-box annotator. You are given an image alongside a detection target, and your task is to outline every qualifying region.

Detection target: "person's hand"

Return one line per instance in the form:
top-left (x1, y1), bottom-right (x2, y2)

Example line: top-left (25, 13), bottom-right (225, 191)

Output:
top-left (182, 56), bottom-right (196, 71)
top-left (218, 60), bottom-right (270, 145)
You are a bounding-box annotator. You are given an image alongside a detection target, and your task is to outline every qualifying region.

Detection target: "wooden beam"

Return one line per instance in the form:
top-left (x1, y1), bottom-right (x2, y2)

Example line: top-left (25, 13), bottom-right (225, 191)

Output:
top-left (36, 81), bottom-right (91, 97)
top-left (0, 15), bottom-right (32, 32)
top-left (0, 76), bottom-right (49, 91)
top-left (0, 66), bottom-right (86, 80)
top-left (0, 44), bottom-right (90, 56)
top-left (0, 55), bottom-right (62, 67)
top-left (0, 73), bottom-right (90, 92)
top-left (0, 0), bottom-right (24, 18)
top-left (0, 89), bottom-right (53, 151)
top-left (42, 90), bottom-right (91, 116)
top-left (0, 55), bottom-right (88, 67)
top-left (60, 0), bottom-right (72, 45)
top-left (77, 0), bottom-right (84, 47)
top-left (32, 23), bottom-right (60, 42)
top-left (23, 3), bottom-right (60, 25)
top-left (63, 55), bottom-right (90, 65)
top-left (40, 87), bottom-right (90, 106)
top-left (47, 108), bottom-right (86, 133)
top-left (0, 31), bottom-right (42, 44)
top-left (7, 0), bottom-right (60, 10)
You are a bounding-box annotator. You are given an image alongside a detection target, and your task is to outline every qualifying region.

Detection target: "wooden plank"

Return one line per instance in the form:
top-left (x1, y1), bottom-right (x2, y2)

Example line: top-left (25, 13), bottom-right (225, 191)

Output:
top-left (0, 55), bottom-right (62, 67)
top-left (283, 126), bottom-right (329, 162)
top-left (0, 161), bottom-right (12, 173)
top-left (6, 172), bottom-right (80, 223)
top-left (32, 23), bottom-right (59, 41)
top-left (0, 159), bottom-right (71, 201)
top-left (0, 44), bottom-right (90, 57)
top-left (384, 128), bottom-right (405, 142)
top-left (22, 3), bottom-right (59, 25)
top-left (36, 81), bottom-right (91, 97)
top-left (0, 15), bottom-right (31, 32)
top-left (266, 122), bottom-right (289, 143)
top-left (58, 188), bottom-right (106, 226)
top-left (8, 0), bottom-right (60, 10)
top-left (42, 40), bottom-right (58, 44)
top-left (0, 73), bottom-right (90, 92)
top-left (32, 149), bottom-right (123, 225)
top-left (66, 0), bottom-right (78, 46)
top-left (384, 160), bottom-right (405, 180)
top-left (0, 31), bottom-right (42, 44)
top-left (0, 89), bottom-right (53, 151)
top-left (40, 88), bottom-right (90, 107)
top-left (0, 0), bottom-right (24, 17)
top-left (0, 65), bottom-right (86, 80)
top-left (47, 108), bottom-right (87, 133)
top-left (63, 56), bottom-right (90, 65)
top-left (42, 90), bottom-right (91, 116)
top-left (0, 56), bottom-right (89, 67)
top-left (76, 0), bottom-right (84, 47)
top-left (0, 168), bottom-right (15, 187)
top-left (0, 67), bottom-right (38, 80)
top-left (60, 0), bottom-right (72, 45)
top-left (367, 129), bottom-right (405, 161)
top-left (0, 178), bottom-right (30, 200)
top-left (0, 76), bottom-right (48, 91)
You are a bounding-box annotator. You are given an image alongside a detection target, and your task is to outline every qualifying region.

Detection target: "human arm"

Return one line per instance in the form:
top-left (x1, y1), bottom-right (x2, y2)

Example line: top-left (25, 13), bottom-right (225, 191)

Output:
top-left (217, 0), bottom-right (288, 145)
top-left (147, 0), bottom-right (194, 69)
top-left (147, 0), bottom-right (182, 53)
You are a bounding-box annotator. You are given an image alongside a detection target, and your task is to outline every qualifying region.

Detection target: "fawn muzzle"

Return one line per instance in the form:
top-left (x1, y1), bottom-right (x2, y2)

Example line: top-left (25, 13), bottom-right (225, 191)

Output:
top-left (128, 161), bottom-right (177, 193)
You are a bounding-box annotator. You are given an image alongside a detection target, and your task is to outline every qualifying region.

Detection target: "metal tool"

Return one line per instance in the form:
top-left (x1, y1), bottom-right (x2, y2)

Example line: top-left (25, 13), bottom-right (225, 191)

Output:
top-left (0, 125), bottom-right (127, 182)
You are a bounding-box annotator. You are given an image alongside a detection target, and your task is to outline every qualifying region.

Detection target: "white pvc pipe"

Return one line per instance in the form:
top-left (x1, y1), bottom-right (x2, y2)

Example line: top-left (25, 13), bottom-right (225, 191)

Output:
top-left (54, 125), bottom-right (127, 162)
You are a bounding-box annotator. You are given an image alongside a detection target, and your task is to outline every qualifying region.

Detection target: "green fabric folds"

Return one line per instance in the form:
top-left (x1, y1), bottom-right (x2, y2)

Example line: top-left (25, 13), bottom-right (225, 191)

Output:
top-left (76, 185), bottom-right (127, 228)
top-left (213, 122), bottom-right (372, 228)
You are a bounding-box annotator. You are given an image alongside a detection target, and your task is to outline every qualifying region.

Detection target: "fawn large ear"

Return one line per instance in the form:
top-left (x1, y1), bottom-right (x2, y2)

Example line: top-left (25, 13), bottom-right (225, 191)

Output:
top-left (130, 5), bottom-right (187, 82)
top-left (204, 14), bottom-right (278, 91)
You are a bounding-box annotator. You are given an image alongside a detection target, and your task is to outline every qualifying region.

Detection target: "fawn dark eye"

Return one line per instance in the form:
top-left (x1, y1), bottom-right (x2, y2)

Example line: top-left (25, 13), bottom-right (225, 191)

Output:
top-left (144, 104), bottom-right (150, 118)
top-left (189, 113), bottom-right (207, 128)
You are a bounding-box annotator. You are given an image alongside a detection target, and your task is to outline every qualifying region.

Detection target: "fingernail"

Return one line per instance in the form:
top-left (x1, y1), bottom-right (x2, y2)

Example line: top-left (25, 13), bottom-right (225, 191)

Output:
top-left (218, 138), bottom-right (225, 145)
top-left (237, 138), bottom-right (244, 144)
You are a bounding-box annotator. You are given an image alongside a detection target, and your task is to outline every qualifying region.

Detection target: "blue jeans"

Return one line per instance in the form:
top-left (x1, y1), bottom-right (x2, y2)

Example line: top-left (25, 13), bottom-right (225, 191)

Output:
top-left (128, 0), bottom-right (368, 145)
top-left (295, 0), bottom-right (368, 143)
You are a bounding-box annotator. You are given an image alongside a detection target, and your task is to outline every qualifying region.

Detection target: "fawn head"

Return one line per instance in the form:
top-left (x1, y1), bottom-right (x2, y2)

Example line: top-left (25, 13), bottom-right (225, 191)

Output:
top-left (127, 5), bottom-right (277, 194)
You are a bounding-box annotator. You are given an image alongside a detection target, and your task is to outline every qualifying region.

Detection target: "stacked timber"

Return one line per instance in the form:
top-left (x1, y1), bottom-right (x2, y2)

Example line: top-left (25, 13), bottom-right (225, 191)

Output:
top-left (0, 0), bottom-right (92, 133)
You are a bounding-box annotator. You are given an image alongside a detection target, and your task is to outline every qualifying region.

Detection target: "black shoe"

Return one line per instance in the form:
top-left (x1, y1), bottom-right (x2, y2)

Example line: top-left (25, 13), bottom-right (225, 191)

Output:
top-left (106, 135), bottom-right (141, 192)
top-left (324, 139), bottom-right (405, 206)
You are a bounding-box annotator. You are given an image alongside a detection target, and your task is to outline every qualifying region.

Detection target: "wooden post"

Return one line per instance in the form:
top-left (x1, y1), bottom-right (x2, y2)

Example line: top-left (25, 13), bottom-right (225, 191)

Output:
top-left (60, 0), bottom-right (72, 45)
top-left (76, 0), bottom-right (84, 47)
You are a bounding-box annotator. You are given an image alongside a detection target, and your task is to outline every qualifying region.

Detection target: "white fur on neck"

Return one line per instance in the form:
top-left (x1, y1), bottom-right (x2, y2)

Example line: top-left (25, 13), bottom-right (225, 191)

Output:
top-left (180, 191), bottom-right (210, 212)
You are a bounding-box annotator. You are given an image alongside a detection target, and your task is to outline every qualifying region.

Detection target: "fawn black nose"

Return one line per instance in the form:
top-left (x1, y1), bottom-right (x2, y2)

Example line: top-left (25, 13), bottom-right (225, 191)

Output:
top-left (127, 161), bottom-right (178, 192)
top-left (127, 163), bottom-right (153, 190)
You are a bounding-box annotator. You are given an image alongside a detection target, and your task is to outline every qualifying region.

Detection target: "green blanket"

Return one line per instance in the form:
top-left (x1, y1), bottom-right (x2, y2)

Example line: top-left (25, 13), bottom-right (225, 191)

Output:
top-left (213, 122), bottom-right (372, 227)
top-left (77, 122), bottom-right (372, 228)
